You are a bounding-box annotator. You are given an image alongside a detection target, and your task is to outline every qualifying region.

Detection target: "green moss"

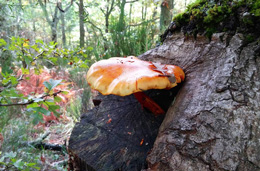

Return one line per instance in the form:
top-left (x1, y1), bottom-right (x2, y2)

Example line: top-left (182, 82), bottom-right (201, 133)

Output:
top-left (251, 0), bottom-right (260, 16)
top-left (245, 34), bottom-right (255, 42)
top-left (170, 0), bottom-right (260, 40)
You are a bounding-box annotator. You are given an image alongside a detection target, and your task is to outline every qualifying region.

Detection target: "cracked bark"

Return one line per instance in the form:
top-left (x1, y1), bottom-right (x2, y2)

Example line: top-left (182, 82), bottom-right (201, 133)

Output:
top-left (139, 33), bottom-right (260, 171)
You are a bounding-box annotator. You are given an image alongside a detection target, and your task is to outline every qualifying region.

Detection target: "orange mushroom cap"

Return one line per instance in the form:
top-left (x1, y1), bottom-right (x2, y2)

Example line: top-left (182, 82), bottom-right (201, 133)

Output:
top-left (86, 56), bottom-right (185, 96)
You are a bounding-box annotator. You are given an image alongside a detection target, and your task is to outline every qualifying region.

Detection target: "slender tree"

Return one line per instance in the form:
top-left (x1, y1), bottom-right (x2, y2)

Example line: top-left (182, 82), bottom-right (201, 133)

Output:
top-left (37, 0), bottom-right (74, 44)
top-left (160, 0), bottom-right (174, 31)
top-left (79, 0), bottom-right (85, 47)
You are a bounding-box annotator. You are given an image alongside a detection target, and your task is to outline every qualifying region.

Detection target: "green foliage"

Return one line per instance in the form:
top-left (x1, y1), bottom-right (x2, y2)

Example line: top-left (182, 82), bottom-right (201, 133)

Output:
top-left (0, 37), bottom-right (92, 125)
top-left (0, 151), bottom-right (40, 170)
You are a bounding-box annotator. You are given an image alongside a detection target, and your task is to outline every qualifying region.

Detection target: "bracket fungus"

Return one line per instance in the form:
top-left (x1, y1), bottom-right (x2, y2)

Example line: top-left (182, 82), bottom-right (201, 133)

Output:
top-left (86, 56), bottom-right (185, 115)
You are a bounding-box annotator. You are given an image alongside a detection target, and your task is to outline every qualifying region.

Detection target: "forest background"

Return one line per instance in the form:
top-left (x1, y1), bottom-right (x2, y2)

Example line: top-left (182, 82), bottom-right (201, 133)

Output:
top-left (0, 0), bottom-right (193, 170)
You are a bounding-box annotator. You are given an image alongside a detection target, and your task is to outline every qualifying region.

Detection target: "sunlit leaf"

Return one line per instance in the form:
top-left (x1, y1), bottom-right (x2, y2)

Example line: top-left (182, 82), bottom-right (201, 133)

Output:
top-left (21, 67), bottom-right (30, 74)
top-left (61, 91), bottom-right (68, 95)
top-left (27, 102), bottom-right (39, 108)
top-left (43, 79), bottom-right (62, 91)
top-left (0, 39), bottom-right (7, 47)
top-left (87, 46), bottom-right (94, 51)
top-left (10, 76), bottom-right (18, 85)
top-left (54, 96), bottom-right (62, 102)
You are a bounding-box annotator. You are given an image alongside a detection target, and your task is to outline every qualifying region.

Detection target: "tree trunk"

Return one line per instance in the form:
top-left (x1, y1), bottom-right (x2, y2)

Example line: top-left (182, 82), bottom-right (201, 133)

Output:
top-left (160, 0), bottom-right (174, 31)
top-left (79, 0), bottom-right (85, 48)
top-left (68, 90), bottom-right (177, 170)
top-left (38, 0), bottom-right (74, 45)
top-left (139, 33), bottom-right (260, 171)
top-left (60, 3), bottom-right (66, 48)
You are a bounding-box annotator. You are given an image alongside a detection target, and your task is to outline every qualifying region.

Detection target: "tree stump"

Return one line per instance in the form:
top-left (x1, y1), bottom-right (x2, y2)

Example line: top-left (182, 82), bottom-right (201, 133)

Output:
top-left (69, 32), bottom-right (260, 171)
top-left (68, 88), bottom-right (179, 171)
top-left (139, 33), bottom-right (260, 171)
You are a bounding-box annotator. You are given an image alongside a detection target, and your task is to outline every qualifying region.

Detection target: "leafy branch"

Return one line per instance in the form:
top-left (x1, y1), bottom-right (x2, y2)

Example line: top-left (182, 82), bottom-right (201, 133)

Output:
top-left (0, 90), bottom-right (62, 107)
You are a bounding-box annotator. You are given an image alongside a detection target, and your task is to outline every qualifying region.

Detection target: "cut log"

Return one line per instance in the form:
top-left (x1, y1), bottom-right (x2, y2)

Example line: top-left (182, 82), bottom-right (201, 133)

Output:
top-left (139, 33), bottom-right (260, 171)
top-left (68, 88), bottom-right (179, 170)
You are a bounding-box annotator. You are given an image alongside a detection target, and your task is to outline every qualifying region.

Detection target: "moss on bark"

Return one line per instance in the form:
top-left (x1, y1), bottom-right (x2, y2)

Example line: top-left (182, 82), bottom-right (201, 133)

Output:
top-left (162, 0), bottom-right (260, 41)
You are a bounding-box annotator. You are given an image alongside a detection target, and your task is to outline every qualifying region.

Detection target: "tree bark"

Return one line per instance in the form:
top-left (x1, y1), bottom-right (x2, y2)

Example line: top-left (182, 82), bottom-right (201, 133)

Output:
top-left (79, 0), bottom-right (85, 48)
top-left (139, 33), bottom-right (260, 171)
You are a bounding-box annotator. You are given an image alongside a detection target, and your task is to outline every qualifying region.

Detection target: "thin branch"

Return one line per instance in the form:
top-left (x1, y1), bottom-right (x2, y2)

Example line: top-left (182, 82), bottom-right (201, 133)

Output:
top-left (126, 0), bottom-right (138, 3)
top-left (85, 20), bottom-right (106, 41)
top-left (21, 132), bottom-right (65, 151)
top-left (0, 90), bottom-right (62, 107)
top-left (57, 0), bottom-right (75, 13)
top-left (100, 7), bottom-right (106, 15)
top-left (108, 0), bottom-right (115, 15)
top-left (126, 17), bottom-right (159, 28)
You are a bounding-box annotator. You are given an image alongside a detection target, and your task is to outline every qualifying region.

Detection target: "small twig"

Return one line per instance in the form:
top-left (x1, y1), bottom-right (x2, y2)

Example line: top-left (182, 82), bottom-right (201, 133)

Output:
top-left (126, 17), bottom-right (159, 28)
top-left (21, 132), bottom-right (65, 151)
top-left (0, 90), bottom-right (62, 107)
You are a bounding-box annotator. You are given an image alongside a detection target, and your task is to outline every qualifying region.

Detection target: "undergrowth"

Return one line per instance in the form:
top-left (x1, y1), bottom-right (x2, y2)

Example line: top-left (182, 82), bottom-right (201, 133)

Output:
top-left (0, 67), bottom-right (90, 170)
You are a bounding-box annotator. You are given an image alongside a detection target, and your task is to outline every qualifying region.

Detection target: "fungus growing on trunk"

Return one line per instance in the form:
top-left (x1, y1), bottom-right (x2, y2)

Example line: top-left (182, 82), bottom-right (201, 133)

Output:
top-left (86, 56), bottom-right (185, 115)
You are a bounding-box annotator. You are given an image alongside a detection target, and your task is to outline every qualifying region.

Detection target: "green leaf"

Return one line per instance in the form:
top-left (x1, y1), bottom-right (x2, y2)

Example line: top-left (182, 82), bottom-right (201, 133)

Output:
top-left (5, 151), bottom-right (17, 158)
top-left (49, 57), bottom-right (58, 64)
top-left (87, 46), bottom-right (93, 51)
top-left (10, 76), bottom-right (18, 85)
top-left (13, 159), bottom-right (24, 169)
top-left (2, 78), bottom-right (10, 85)
top-left (21, 67), bottom-right (30, 75)
top-left (35, 39), bottom-right (43, 44)
top-left (54, 96), bottom-right (62, 102)
top-left (24, 55), bottom-right (32, 66)
top-left (0, 39), bottom-right (7, 47)
top-left (48, 105), bottom-right (60, 111)
top-left (31, 107), bottom-right (51, 116)
top-left (48, 105), bottom-right (60, 117)
top-left (43, 81), bottom-right (52, 90)
top-left (26, 163), bottom-right (36, 167)
top-left (73, 57), bottom-right (79, 63)
top-left (43, 101), bottom-right (55, 107)
top-left (27, 102), bottom-right (39, 108)
top-left (0, 156), bottom-right (6, 163)
top-left (31, 44), bottom-right (39, 52)
top-left (61, 91), bottom-right (68, 95)
top-left (31, 112), bottom-right (44, 125)
top-left (43, 79), bottom-right (62, 91)
top-left (80, 63), bottom-right (88, 68)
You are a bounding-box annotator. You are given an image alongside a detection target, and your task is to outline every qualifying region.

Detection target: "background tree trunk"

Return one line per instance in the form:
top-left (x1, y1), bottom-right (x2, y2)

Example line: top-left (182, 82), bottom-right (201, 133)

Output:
top-left (139, 33), bottom-right (260, 171)
top-left (60, 3), bottom-right (66, 48)
top-left (79, 0), bottom-right (85, 48)
top-left (160, 0), bottom-right (174, 31)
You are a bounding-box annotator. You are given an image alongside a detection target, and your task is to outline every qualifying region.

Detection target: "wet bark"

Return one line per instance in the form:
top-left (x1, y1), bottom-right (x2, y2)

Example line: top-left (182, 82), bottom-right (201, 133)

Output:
top-left (139, 33), bottom-right (260, 171)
